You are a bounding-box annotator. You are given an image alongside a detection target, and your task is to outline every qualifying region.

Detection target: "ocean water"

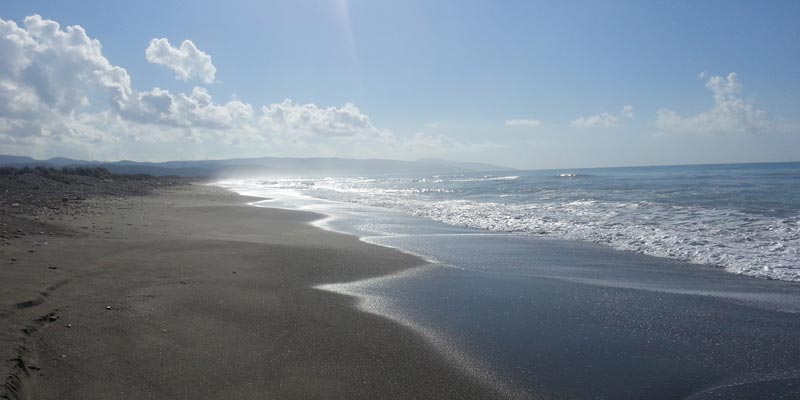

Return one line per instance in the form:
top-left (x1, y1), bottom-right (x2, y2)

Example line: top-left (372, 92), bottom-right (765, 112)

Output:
top-left (216, 163), bottom-right (800, 399)
top-left (224, 162), bottom-right (800, 282)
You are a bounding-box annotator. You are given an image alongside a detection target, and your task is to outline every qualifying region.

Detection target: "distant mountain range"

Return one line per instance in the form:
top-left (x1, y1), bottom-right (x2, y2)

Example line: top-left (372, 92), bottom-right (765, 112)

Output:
top-left (0, 155), bottom-right (513, 178)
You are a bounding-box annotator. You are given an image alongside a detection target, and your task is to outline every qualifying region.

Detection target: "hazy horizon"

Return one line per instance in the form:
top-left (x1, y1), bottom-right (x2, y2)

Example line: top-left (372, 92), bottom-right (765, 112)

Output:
top-left (4, 153), bottom-right (800, 173)
top-left (1, 1), bottom-right (799, 169)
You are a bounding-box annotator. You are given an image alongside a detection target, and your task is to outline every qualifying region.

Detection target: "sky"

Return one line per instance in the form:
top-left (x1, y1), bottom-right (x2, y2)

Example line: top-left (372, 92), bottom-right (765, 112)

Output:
top-left (0, 0), bottom-right (798, 169)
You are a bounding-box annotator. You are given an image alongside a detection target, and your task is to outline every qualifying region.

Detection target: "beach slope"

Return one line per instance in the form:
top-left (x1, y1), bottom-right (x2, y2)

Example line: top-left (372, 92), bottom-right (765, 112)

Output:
top-left (0, 185), bottom-right (498, 399)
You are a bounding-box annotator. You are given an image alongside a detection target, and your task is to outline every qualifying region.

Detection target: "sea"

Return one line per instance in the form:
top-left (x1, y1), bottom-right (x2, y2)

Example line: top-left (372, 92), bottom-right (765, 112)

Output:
top-left (222, 162), bottom-right (800, 282)
top-left (218, 161), bottom-right (800, 399)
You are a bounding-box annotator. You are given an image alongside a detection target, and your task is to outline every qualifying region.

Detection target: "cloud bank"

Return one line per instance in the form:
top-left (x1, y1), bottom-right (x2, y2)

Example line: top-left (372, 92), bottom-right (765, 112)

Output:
top-left (0, 15), bottom-right (489, 161)
top-left (145, 38), bottom-right (216, 83)
top-left (655, 73), bottom-right (768, 134)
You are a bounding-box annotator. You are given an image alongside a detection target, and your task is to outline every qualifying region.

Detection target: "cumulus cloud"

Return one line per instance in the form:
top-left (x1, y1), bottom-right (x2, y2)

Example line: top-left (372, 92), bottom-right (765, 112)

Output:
top-left (505, 118), bottom-right (543, 128)
top-left (655, 73), bottom-right (768, 134)
top-left (0, 15), bottom-right (133, 143)
top-left (259, 100), bottom-right (382, 138)
top-left (145, 38), bottom-right (216, 83)
top-left (570, 105), bottom-right (634, 128)
top-left (121, 86), bottom-right (254, 130)
top-left (0, 15), bottom-right (500, 161)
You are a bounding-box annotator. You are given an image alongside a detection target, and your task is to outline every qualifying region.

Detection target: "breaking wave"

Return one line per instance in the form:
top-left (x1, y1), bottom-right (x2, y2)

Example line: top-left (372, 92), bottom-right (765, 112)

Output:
top-left (224, 163), bottom-right (800, 282)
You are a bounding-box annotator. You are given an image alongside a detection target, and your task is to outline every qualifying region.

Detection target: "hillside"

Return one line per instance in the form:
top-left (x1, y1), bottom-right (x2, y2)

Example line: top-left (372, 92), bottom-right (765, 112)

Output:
top-left (0, 156), bottom-right (514, 178)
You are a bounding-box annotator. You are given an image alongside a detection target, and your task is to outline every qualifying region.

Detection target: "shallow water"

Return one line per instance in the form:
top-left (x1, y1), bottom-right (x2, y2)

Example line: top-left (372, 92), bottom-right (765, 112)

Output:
top-left (225, 162), bottom-right (800, 282)
top-left (217, 180), bottom-right (800, 399)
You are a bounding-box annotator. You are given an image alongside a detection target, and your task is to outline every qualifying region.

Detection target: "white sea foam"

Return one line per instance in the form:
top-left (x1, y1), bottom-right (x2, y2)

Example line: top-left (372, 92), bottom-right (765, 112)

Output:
top-left (451, 175), bottom-right (520, 182)
top-left (220, 176), bottom-right (800, 282)
top-left (398, 199), bottom-right (798, 281)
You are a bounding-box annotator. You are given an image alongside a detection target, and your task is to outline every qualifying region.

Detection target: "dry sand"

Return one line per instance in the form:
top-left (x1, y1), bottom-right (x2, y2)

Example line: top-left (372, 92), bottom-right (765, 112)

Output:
top-left (1, 184), bottom-right (499, 399)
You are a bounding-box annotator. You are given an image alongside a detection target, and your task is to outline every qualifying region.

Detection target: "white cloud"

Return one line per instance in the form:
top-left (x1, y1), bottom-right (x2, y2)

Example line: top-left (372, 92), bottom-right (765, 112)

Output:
top-left (570, 105), bottom-right (634, 128)
top-left (121, 86), bottom-right (255, 130)
top-left (655, 73), bottom-right (768, 134)
top-left (570, 112), bottom-right (618, 128)
top-left (505, 118), bottom-right (543, 128)
top-left (0, 15), bottom-right (133, 143)
top-left (621, 105), bottom-right (635, 119)
top-left (0, 15), bottom-right (133, 113)
top-left (259, 100), bottom-right (382, 138)
top-left (145, 38), bottom-right (216, 83)
top-left (0, 15), bottom-right (501, 162)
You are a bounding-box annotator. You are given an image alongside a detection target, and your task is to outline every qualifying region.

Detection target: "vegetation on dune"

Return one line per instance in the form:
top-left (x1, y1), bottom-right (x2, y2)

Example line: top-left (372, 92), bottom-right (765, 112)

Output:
top-left (0, 166), bottom-right (155, 182)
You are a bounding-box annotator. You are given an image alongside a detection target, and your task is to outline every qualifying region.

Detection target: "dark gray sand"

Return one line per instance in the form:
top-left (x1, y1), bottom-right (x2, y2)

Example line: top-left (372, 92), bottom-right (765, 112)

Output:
top-left (0, 185), bottom-right (499, 399)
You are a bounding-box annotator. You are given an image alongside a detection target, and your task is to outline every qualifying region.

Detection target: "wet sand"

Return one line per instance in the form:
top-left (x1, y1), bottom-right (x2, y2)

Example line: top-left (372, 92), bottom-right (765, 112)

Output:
top-left (0, 185), bottom-right (499, 399)
top-left (258, 194), bottom-right (800, 400)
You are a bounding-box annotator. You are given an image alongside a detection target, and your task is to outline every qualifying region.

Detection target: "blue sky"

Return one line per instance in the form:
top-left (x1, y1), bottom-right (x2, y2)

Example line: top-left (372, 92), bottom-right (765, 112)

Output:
top-left (0, 1), bottom-right (798, 169)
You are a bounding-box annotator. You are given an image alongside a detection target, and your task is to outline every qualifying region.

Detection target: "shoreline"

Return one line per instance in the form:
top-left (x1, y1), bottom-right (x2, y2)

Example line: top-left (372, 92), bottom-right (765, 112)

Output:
top-left (216, 168), bottom-right (800, 284)
top-left (220, 182), bottom-right (800, 399)
top-left (222, 186), bottom-right (534, 398)
top-left (315, 268), bottom-right (531, 400)
top-left (1, 184), bottom-right (502, 399)
top-left (5, 179), bottom-right (800, 399)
